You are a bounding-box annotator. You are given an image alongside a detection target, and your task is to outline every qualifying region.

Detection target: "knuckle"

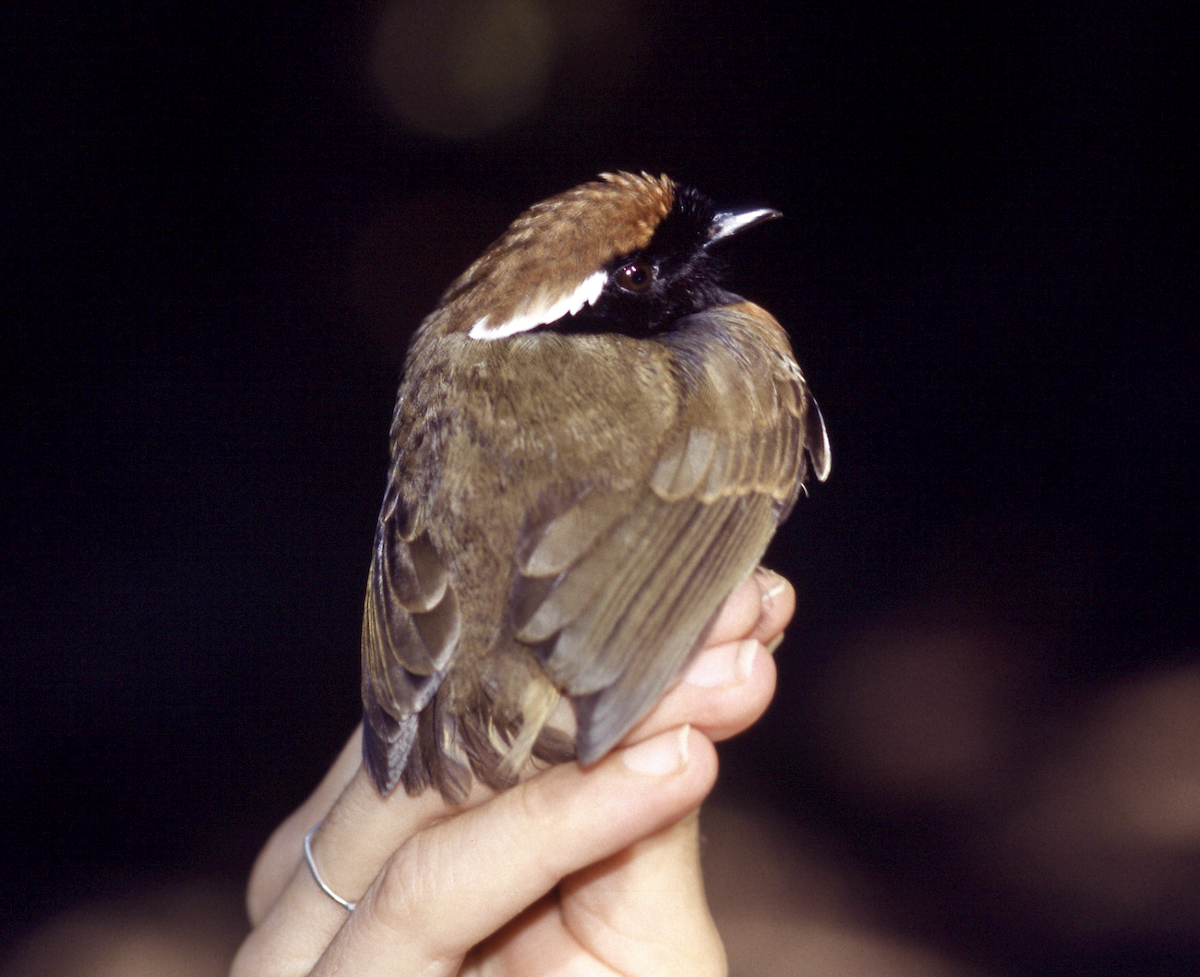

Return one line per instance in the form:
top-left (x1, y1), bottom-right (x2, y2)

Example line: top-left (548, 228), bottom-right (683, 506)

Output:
top-left (374, 837), bottom-right (432, 927)
top-left (371, 834), bottom-right (466, 966)
top-left (511, 779), bottom-right (571, 884)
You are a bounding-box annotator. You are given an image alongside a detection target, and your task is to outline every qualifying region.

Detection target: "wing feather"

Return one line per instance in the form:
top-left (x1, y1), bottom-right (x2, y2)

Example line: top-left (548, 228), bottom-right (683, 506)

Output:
top-left (361, 491), bottom-right (463, 793)
top-left (508, 302), bottom-right (827, 762)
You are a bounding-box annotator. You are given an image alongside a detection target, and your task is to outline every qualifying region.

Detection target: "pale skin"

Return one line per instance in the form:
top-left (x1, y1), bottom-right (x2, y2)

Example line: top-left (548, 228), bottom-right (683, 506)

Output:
top-left (232, 569), bottom-right (795, 977)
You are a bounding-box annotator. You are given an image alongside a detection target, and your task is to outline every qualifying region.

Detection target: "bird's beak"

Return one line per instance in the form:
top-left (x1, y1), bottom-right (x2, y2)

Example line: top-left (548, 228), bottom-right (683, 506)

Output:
top-left (707, 207), bottom-right (782, 245)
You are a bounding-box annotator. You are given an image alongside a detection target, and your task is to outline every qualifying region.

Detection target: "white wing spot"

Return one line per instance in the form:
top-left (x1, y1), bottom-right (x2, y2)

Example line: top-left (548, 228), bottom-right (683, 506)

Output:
top-left (468, 270), bottom-right (608, 340)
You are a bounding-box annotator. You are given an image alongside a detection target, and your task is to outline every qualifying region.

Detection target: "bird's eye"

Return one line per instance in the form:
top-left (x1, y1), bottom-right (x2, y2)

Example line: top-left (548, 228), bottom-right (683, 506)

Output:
top-left (614, 260), bottom-right (654, 294)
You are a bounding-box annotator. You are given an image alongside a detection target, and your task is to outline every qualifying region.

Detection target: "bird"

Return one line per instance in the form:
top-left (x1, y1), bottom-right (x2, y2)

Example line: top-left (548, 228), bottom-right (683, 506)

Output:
top-left (361, 171), bottom-right (830, 802)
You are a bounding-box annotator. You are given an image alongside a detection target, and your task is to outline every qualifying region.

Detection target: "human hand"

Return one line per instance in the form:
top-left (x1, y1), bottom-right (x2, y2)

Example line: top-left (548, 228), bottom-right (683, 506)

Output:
top-left (231, 569), bottom-right (795, 977)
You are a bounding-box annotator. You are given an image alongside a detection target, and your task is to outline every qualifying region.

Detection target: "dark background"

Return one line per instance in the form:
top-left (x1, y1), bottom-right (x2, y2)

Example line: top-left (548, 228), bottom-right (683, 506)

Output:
top-left (3, 0), bottom-right (1196, 973)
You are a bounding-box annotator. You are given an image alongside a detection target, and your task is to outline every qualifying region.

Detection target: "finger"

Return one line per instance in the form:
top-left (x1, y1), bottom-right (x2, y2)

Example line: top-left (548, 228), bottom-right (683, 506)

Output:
top-left (557, 810), bottom-right (725, 977)
top-left (623, 638), bottom-right (777, 745)
top-left (247, 725), bottom-right (365, 924)
top-left (706, 568), bottom-right (796, 648)
top-left (246, 723), bottom-right (480, 927)
top-left (311, 727), bottom-right (717, 977)
top-left (490, 811), bottom-right (723, 977)
top-left (233, 762), bottom-right (494, 976)
top-left (751, 567), bottom-right (795, 648)
top-left (706, 575), bottom-right (764, 646)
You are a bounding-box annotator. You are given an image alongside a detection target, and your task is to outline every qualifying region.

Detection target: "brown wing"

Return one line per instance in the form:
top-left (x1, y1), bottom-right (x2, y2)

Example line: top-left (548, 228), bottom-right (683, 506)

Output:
top-left (360, 471), bottom-right (465, 794)
top-left (510, 301), bottom-right (829, 762)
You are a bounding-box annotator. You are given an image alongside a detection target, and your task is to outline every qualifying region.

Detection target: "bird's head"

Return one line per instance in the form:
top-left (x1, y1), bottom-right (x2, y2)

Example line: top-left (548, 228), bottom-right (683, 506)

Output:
top-left (428, 172), bottom-right (780, 340)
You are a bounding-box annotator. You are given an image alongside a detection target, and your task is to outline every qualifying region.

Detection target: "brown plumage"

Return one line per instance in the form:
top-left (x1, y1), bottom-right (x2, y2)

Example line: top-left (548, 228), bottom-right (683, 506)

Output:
top-left (362, 172), bottom-right (830, 801)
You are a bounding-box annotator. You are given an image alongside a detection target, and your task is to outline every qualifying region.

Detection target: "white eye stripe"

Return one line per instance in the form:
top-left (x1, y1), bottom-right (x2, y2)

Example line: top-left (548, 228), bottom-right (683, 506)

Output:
top-left (468, 270), bottom-right (608, 340)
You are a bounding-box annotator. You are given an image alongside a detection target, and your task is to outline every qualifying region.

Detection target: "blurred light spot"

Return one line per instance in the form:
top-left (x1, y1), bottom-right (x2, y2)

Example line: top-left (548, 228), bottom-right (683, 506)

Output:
top-left (817, 623), bottom-right (1019, 806)
top-left (720, 920), bottom-right (982, 977)
top-left (372, 0), bottom-right (557, 138)
top-left (1091, 666), bottom-right (1200, 845)
top-left (991, 665), bottom-right (1200, 940)
top-left (4, 883), bottom-right (244, 977)
top-left (702, 803), bottom-right (984, 977)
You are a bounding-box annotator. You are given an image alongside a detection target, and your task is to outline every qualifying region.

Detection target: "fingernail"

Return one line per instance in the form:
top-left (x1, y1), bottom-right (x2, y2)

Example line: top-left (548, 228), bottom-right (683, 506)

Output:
top-left (735, 639), bottom-right (758, 681)
top-left (686, 644), bottom-right (738, 687)
top-left (622, 726), bottom-right (690, 775)
top-left (756, 567), bottom-right (787, 604)
top-left (765, 632), bottom-right (785, 654)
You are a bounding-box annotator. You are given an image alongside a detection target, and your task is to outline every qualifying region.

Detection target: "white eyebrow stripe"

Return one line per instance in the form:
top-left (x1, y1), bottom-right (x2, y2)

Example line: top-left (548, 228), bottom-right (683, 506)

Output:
top-left (468, 270), bottom-right (608, 340)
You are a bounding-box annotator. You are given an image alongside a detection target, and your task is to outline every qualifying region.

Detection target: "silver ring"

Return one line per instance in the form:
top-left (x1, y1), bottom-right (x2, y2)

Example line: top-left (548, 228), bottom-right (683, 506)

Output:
top-left (303, 822), bottom-right (357, 911)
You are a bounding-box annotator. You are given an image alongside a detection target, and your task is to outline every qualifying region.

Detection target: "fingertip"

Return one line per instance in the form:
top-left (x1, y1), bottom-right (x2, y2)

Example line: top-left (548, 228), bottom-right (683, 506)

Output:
top-left (707, 570), bottom-right (798, 650)
top-left (707, 577), bottom-right (765, 645)
top-left (752, 567), bottom-right (796, 644)
top-left (735, 638), bottom-right (757, 682)
top-left (755, 566), bottom-right (789, 603)
top-left (612, 725), bottom-right (717, 812)
top-left (702, 642), bottom-right (776, 743)
top-left (634, 638), bottom-right (779, 746)
top-left (622, 724), bottom-right (691, 775)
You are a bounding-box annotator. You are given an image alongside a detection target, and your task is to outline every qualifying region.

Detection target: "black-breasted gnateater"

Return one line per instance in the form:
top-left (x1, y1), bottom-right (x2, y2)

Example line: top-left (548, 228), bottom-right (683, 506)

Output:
top-left (361, 172), bottom-right (830, 802)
